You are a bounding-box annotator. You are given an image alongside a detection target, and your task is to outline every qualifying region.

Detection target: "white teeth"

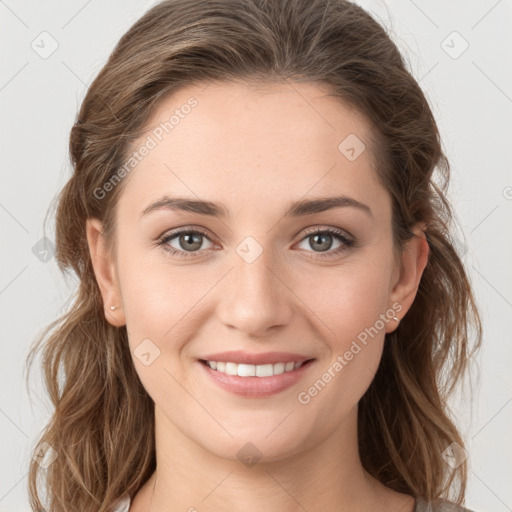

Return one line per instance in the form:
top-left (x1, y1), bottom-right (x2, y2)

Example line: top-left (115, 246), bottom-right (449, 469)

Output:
top-left (225, 362), bottom-right (238, 376)
top-left (237, 364), bottom-right (256, 377)
top-left (205, 360), bottom-right (308, 377)
top-left (256, 364), bottom-right (273, 377)
top-left (273, 362), bottom-right (285, 375)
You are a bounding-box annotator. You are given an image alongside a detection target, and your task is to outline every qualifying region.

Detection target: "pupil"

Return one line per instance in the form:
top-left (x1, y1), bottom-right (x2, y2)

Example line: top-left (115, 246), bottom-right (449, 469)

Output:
top-left (312, 233), bottom-right (332, 252)
top-left (181, 233), bottom-right (202, 251)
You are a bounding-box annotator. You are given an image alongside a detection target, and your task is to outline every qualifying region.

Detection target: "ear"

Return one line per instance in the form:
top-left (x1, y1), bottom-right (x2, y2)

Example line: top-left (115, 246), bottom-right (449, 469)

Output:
top-left (385, 223), bottom-right (429, 333)
top-left (85, 218), bottom-right (125, 327)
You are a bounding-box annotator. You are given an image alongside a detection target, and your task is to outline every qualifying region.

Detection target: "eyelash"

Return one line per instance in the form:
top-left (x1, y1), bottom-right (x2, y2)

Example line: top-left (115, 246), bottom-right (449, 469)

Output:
top-left (156, 226), bottom-right (355, 260)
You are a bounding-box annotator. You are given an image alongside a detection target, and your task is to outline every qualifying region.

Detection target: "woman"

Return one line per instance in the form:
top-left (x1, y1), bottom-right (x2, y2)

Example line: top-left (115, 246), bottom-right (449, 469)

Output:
top-left (26, 0), bottom-right (482, 511)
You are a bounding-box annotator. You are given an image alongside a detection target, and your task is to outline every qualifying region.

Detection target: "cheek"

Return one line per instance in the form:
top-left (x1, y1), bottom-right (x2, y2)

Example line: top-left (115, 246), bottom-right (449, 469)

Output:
top-left (118, 259), bottom-right (200, 402)
top-left (294, 272), bottom-right (390, 421)
top-left (296, 257), bottom-right (392, 390)
top-left (301, 257), bottom-right (393, 337)
top-left (117, 242), bottom-right (202, 336)
top-left (119, 240), bottom-right (394, 344)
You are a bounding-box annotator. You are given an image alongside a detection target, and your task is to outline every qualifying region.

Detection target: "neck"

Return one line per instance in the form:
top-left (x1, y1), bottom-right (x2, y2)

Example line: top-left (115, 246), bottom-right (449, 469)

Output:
top-left (130, 405), bottom-right (415, 512)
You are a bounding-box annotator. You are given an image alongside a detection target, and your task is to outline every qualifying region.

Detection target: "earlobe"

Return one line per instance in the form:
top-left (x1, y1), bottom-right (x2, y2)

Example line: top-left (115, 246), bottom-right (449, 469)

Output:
top-left (85, 218), bottom-right (125, 327)
top-left (386, 224), bottom-right (429, 333)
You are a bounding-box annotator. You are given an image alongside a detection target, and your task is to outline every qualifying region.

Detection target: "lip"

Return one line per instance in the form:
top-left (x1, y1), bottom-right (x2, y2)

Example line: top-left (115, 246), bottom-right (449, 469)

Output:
top-left (199, 350), bottom-right (313, 365)
top-left (197, 356), bottom-right (316, 398)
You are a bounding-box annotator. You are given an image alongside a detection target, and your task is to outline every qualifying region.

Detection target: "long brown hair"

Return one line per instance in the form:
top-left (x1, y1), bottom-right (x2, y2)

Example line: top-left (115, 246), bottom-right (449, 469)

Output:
top-left (25, 0), bottom-right (482, 510)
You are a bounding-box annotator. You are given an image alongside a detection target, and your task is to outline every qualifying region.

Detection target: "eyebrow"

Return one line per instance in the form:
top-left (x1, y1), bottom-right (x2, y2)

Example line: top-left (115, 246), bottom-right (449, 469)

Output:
top-left (140, 194), bottom-right (372, 219)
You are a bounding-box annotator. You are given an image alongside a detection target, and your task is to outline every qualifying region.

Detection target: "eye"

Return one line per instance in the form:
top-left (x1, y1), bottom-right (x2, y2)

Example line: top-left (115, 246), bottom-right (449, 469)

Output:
top-left (157, 226), bottom-right (355, 260)
top-left (294, 227), bottom-right (355, 259)
top-left (157, 227), bottom-right (215, 259)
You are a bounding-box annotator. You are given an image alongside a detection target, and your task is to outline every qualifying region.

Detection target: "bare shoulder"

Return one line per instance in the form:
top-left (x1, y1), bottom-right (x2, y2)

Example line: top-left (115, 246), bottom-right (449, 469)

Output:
top-left (415, 498), bottom-right (476, 512)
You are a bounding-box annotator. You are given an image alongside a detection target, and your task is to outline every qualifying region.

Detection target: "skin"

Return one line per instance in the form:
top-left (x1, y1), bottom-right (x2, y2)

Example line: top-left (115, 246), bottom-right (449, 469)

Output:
top-left (86, 80), bottom-right (429, 511)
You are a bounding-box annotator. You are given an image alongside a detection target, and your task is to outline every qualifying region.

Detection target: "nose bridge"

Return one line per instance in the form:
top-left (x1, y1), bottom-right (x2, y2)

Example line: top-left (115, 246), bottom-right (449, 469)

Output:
top-left (217, 235), bottom-right (293, 336)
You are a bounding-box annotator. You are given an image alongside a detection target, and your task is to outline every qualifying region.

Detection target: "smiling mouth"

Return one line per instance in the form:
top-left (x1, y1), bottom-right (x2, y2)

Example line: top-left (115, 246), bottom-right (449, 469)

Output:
top-left (199, 358), bottom-right (315, 377)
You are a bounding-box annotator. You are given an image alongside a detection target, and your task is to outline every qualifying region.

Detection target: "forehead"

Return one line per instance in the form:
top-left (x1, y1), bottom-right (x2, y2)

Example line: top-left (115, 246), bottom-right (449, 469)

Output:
top-left (117, 80), bottom-right (388, 219)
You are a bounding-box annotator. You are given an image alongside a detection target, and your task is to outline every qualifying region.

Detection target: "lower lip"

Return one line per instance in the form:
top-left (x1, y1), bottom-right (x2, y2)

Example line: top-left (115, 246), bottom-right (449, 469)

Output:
top-left (198, 359), bottom-right (316, 398)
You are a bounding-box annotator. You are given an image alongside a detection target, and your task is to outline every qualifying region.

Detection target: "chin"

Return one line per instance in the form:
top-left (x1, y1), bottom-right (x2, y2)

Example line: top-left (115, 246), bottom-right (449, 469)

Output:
top-left (196, 426), bottom-right (311, 466)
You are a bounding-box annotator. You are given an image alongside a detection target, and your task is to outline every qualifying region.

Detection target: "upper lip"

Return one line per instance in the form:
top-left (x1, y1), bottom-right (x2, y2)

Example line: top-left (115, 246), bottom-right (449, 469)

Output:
top-left (200, 351), bottom-right (314, 365)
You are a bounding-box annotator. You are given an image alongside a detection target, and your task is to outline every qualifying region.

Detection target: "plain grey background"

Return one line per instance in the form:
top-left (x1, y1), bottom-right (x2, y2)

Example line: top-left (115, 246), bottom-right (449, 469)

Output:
top-left (1, 1), bottom-right (511, 510)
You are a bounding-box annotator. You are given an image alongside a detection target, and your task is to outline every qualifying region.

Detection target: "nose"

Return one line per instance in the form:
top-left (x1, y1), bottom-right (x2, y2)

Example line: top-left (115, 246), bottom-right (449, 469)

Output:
top-left (216, 245), bottom-right (294, 337)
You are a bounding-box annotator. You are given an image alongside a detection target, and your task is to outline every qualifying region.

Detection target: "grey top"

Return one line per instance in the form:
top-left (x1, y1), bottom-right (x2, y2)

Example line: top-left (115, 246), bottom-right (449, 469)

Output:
top-left (111, 495), bottom-right (475, 511)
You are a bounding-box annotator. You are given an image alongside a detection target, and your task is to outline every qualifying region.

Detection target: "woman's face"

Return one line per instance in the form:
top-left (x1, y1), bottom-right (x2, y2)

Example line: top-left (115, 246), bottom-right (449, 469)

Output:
top-left (88, 80), bottom-right (426, 463)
